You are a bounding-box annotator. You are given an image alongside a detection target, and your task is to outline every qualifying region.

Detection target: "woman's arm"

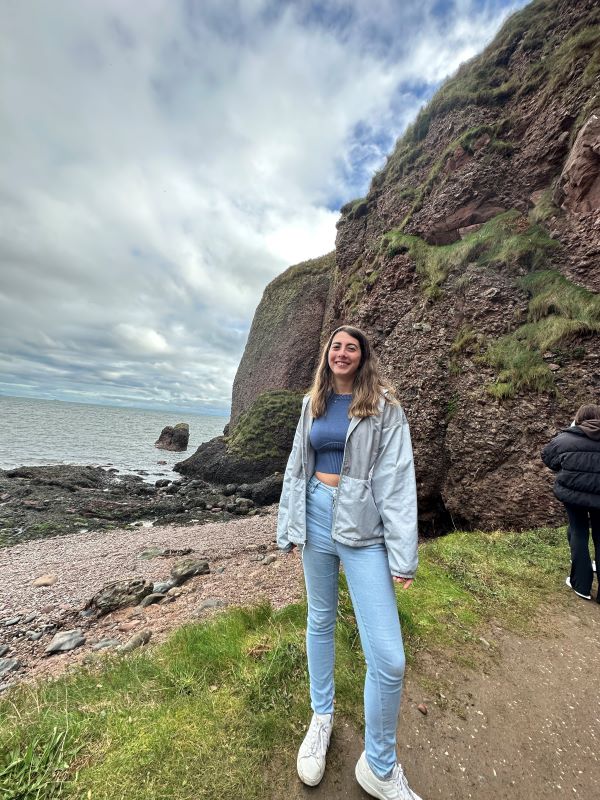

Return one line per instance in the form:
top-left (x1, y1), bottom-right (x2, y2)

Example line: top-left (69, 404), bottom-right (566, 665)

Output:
top-left (370, 407), bottom-right (419, 579)
top-left (541, 434), bottom-right (563, 472)
top-left (276, 414), bottom-right (303, 552)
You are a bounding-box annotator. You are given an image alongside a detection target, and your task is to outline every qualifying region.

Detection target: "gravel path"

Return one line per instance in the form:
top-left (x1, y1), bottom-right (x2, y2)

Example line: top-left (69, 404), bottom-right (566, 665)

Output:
top-left (0, 507), bottom-right (305, 684)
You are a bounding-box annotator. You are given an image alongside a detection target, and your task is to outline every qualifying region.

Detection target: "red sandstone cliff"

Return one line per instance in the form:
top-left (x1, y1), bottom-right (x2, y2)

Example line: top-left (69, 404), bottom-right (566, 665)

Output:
top-left (181, 0), bottom-right (599, 533)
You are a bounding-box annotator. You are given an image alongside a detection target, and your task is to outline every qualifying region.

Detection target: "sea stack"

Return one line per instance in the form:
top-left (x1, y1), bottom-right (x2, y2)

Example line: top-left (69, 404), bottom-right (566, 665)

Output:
top-left (155, 423), bottom-right (190, 452)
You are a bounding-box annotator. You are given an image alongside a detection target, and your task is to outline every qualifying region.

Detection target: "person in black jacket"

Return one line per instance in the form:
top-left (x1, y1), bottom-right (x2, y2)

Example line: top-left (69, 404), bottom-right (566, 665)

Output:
top-left (542, 404), bottom-right (600, 601)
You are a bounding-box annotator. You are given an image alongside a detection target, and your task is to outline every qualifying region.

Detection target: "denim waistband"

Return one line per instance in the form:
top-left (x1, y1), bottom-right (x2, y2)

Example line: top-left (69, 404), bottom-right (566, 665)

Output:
top-left (307, 474), bottom-right (338, 497)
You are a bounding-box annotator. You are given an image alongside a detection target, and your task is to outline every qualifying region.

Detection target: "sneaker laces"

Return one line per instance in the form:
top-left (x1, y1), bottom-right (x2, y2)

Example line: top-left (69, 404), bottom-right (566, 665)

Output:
top-left (390, 763), bottom-right (415, 798)
top-left (303, 716), bottom-right (330, 758)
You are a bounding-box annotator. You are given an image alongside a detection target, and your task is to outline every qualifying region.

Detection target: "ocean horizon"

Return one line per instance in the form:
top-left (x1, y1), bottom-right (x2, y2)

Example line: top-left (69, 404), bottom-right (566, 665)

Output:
top-left (0, 395), bottom-right (228, 482)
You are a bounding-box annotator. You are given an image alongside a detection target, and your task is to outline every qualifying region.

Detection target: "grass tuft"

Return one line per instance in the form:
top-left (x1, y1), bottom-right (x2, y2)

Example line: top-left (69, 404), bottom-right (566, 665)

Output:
top-left (484, 270), bottom-right (600, 398)
top-left (0, 727), bottom-right (78, 799)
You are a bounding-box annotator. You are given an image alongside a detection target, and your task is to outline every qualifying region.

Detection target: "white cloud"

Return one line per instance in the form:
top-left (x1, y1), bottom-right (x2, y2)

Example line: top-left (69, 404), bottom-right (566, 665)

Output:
top-left (0, 0), bottom-right (528, 413)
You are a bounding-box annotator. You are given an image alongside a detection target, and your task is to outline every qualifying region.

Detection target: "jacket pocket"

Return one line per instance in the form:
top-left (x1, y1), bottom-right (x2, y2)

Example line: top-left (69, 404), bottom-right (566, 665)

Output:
top-left (336, 477), bottom-right (382, 539)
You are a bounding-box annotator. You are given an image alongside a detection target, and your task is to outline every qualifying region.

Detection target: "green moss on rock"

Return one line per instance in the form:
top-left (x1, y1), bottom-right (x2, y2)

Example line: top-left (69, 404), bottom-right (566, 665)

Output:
top-left (227, 390), bottom-right (304, 461)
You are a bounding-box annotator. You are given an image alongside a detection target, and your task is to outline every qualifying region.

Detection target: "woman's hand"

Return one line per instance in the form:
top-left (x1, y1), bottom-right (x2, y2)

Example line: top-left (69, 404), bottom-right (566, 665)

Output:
top-left (393, 576), bottom-right (413, 589)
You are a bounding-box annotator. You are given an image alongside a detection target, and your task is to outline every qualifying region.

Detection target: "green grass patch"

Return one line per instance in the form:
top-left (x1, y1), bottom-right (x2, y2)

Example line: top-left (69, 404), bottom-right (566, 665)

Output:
top-left (539, 23), bottom-right (600, 110)
top-left (451, 325), bottom-right (479, 355)
top-left (484, 270), bottom-right (600, 398)
top-left (528, 187), bottom-right (558, 224)
top-left (0, 525), bottom-right (570, 799)
top-left (344, 267), bottom-right (380, 310)
top-left (226, 390), bottom-right (304, 461)
top-left (382, 210), bottom-right (557, 298)
top-left (340, 197), bottom-right (369, 220)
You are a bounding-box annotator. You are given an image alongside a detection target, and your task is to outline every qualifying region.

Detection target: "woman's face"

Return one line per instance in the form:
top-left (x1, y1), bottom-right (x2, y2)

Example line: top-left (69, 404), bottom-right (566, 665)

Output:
top-left (328, 331), bottom-right (362, 383)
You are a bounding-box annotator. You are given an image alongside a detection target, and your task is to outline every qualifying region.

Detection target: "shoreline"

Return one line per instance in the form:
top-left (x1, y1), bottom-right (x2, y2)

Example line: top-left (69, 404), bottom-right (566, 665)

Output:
top-left (0, 462), bottom-right (282, 549)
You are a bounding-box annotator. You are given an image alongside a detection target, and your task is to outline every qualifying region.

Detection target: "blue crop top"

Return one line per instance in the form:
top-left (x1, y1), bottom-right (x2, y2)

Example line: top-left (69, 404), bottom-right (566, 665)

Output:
top-left (309, 393), bottom-right (352, 475)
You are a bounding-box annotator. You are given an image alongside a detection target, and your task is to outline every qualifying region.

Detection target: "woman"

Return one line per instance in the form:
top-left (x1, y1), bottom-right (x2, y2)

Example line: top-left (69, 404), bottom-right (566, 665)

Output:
top-left (542, 403), bottom-right (600, 601)
top-left (277, 325), bottom-right (422, 800)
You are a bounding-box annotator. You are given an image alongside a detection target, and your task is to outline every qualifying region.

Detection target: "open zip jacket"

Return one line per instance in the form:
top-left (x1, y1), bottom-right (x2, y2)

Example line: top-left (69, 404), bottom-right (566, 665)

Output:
top-left (277, 393), bottom-right (419, 578)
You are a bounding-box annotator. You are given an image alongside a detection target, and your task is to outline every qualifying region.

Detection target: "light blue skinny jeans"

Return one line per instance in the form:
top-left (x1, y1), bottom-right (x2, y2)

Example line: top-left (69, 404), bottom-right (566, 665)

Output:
top-left (302, 475), bottom-right (406, 780)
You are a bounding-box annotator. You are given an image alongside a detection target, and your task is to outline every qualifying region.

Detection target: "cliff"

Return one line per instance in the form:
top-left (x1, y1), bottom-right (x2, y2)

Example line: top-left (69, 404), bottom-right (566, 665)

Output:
top-left (175, 254), bottom-right (334, 482)
top-left (179, 0), bottom-right (599, 532)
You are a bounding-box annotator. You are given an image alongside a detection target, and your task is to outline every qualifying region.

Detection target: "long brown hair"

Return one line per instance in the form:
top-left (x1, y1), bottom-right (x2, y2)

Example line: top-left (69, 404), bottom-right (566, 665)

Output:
top-left (309, 325), bottom-right (398, 418)
top-left (574, 404), bottom-right (600, 424)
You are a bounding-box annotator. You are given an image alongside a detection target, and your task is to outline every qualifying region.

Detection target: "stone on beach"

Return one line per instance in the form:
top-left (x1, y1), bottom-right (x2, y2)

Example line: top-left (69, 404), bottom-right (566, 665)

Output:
top-left (118, 629), bottom-right (151, 654)
top-left (45, 629), bottom-right (86, 655)
top-left (139, 546), bottom-right (192, 560)
top-left (139, 593), bottom-right (166, 608)
top-left (32, 573), bottom-right (57, 587)
top-left (0, 657), bottom-right (20, 677)
top-left (152, 579), bottom-right (177, 594)
top-left (87, 578), bottom-right (154, 615)
top-left (170, 558), bottom-right (210, 585)
top-left (92, 639), bottom-right (121, 651)
top-left (195, 598), bottom-right (228, 615)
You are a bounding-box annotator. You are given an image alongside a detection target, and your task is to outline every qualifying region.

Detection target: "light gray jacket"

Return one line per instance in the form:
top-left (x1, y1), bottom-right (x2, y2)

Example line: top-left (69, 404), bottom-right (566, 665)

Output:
top-left (277, 394), bottom-right (419, 578)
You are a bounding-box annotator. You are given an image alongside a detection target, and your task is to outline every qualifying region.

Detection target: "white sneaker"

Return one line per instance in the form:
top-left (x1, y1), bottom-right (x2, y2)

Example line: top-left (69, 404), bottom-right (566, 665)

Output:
top-left (296, 712), bottom-right (333, 786)
top-left (593, 560), bottom-right (597, 573)
top-left (355, 751), bottom-right (423, 800)
top-left (566, 576), bottom-right (591, 600)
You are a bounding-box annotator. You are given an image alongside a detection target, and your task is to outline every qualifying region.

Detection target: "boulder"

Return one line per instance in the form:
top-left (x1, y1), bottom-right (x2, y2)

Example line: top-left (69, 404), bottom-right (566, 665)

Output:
top-left (155, 423), bottom-right (190, 452)
top-left (554, 114), bottom-right (600, 214)
top-left (175, 391), bottom-right (302, 484)
top-left (0, 657), bottom-right (20, 677)
top-left (170, 558), bottom-right (210, 585)
top-left (118, 630), bottom-right (151, 654)
top-left (86, 578), bottom-right (153, 615)
top-left (45, 629), bottom-right (85, 655)
top-left (249, 473), bottom-right (284, 506)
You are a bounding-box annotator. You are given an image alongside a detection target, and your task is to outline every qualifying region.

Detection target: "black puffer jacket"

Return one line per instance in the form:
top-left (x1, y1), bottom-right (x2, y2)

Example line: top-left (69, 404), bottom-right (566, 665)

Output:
top-left (542, 419), bottom-right (600, 509)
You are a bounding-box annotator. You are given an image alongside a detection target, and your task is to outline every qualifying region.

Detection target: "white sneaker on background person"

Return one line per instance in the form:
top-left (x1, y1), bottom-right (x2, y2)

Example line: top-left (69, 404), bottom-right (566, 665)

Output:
top-left (296, 712), bottom-right (333, 786)
top-left (355, 751), bottom-right (423, 800)
top-left (566, 575), bottom-right (591, 600)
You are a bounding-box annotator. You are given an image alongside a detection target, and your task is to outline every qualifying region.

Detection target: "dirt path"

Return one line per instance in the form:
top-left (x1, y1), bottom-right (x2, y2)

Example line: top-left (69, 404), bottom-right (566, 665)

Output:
top-left (274, 597), bottom-right (600, 800)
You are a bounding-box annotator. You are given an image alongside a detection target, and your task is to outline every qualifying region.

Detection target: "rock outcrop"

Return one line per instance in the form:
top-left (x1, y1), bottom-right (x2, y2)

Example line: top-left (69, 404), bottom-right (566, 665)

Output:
top-left (554, 113), bottom-right (600, 214)
top-left (175, 253), bottom-right (334, 486)
top-left (155, 423), bottom-right (189, 451)
top-left (184, 0), bottom-right (600, 532)
top-left (175, 390), bottom-right (303, 482)
top-left (230, 253), bottom-right (334, 427)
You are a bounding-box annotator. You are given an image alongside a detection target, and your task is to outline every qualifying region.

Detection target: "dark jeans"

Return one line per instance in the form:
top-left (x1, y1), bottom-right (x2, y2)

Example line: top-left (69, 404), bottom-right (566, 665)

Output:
top-left (564, 503), bottom-right (600, 598)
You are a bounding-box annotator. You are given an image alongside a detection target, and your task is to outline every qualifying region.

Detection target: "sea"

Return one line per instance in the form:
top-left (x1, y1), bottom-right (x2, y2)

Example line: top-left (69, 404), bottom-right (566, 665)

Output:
top-left (0, 395), bottom-right (227, 483)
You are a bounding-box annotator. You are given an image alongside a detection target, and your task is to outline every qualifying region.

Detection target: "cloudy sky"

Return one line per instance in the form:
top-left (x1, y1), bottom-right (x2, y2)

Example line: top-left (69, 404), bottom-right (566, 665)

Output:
top-left (1, 0), bottom-right (528, 416)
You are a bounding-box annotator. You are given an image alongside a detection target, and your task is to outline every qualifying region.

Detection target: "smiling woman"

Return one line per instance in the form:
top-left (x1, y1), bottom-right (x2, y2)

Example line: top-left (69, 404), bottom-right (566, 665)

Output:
top-left (277, 325), bottom-right (423, 799)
